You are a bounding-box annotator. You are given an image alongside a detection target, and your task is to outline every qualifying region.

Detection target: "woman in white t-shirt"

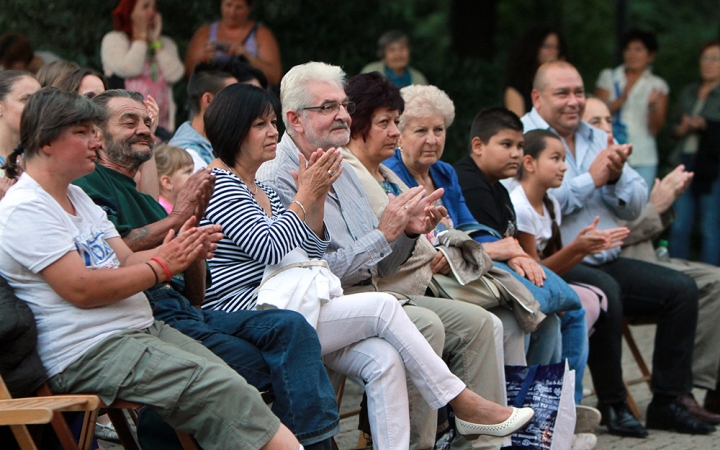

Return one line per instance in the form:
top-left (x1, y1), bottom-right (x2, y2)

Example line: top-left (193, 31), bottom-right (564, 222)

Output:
top-left (595, 29), bottom-right (669, 188)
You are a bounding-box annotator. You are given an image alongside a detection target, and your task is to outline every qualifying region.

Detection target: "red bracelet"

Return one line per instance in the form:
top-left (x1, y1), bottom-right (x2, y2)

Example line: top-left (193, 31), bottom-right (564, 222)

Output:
top-left (150, 257), bottom-right (172, 282)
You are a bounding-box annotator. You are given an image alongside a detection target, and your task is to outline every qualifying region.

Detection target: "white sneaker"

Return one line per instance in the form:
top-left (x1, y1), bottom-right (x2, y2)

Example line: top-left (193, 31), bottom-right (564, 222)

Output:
top-left (571, 433), bottom-right (597, 450)
top-left (575, 405), bottom-right (602, 433)
top-left (94, 421), bottom-right (120, 442)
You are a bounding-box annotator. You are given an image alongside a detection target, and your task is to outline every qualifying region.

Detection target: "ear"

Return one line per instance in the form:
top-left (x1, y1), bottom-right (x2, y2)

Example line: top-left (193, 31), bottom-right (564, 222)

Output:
top-left (397, 133), bottom-right (404, 150)
top-left (200, 92), bottom-right (214, 112)
top-left (159, 174), bottom-right (173, 193)
top-left (470, 136), bottom-right (484, 157)
top-left (530, 88), bottom-right (541, 111)
top-left (648, 51), bottom-right (657, 64)
top-left (522, 154), bottom-right (536, 173)
top-left (285, 110), bottom-right (304, 135)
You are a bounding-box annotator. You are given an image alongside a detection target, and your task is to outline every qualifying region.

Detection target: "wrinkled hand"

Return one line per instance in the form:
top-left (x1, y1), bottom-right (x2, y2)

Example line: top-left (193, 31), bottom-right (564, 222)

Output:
top-left (481, 236), bottom-right (526, 261)
top-left (144, 95), bottom-right (159, 134)
top-left (156, 217), bottom-right (207, 276)
top-left (405, 188), bottom-right (447, 235)
top-left (377, 186), bottom-right (426, 242)
top-left (649, 164), bottom-right (694, 214)
top-left (170, 169), bottom-right (215, 223)
top-left (291, 149), bottom-right (342, 202)
top-left (508, 255), bottom-right (546, 286)
top-left (431, 250), bottom-right (451, 275)
top-left (0, 176), bottom-right (17, 200)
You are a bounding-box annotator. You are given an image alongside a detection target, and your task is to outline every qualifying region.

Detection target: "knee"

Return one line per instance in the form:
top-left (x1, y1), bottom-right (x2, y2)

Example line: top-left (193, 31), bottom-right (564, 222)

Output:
top-left (404, 306), bottom-right (445, 354)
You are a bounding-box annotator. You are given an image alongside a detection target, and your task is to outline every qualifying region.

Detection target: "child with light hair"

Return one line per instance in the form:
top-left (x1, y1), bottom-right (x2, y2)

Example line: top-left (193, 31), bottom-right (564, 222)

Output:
top-left (155, 143), bottom-right (194, 213)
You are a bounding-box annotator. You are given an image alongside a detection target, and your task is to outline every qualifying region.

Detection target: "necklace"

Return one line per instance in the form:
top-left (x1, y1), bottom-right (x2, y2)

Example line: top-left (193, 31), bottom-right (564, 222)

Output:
top-left (222, 162), bottom-right (258, 195)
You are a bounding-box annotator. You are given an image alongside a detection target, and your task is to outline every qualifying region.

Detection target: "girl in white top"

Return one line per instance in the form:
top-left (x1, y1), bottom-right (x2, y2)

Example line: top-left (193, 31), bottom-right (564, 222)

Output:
top-left (511, 129), bottom-right (629, 277)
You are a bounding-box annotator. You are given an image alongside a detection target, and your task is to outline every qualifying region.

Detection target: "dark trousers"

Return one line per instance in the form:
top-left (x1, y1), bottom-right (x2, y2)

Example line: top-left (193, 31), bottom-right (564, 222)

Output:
top-left (563, 257), bottom-right (698, 403)
top-left (145, 284), bottom-right (339, 446)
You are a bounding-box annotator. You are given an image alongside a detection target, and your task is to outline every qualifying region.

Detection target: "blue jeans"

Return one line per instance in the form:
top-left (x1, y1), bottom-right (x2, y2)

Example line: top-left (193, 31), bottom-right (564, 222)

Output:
top-left (561, 309), bottom-right (589, 404)
top-left (669, 162), bottom-right (720, 265)
top-left (495, 261), bottom-right (584, 383)
top-left (145, 284), bottom-right (339, 446)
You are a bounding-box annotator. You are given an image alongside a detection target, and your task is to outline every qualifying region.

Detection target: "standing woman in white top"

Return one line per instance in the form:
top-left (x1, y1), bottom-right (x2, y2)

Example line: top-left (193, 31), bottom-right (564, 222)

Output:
top-left (101, 0), bottom-right (184, 134)
top-left (595, 29), bottom-right (669, 188)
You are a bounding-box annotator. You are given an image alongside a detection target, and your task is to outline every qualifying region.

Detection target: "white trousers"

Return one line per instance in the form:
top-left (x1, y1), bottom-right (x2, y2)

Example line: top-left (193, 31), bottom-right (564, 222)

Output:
top-left (318, 292), bottom-right (466, 450)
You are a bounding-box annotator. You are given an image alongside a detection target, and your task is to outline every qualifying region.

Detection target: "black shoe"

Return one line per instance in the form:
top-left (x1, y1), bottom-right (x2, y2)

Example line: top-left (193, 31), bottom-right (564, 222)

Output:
top-left (646, 399), bottom-right (717, 434)
top-left (598, 401), bottom-right (649, 438)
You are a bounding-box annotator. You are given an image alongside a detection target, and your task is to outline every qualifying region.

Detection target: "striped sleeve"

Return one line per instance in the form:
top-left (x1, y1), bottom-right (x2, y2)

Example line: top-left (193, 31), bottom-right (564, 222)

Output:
top-left (205, 174), bottom-right (313, 266)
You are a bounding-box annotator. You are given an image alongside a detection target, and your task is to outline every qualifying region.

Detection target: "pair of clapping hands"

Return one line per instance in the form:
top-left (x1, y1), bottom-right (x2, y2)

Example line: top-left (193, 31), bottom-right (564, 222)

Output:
top-left (159, 168), bottom-right (221, 277)
top-left (589, 134), bottom-right (633, 188)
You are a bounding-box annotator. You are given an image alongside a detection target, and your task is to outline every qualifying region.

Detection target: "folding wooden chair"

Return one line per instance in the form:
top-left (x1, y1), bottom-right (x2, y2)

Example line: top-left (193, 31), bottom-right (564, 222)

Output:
top-left (0, 373), bottom-right (100, 450)
top-left (335, 375), bottom-right (371, 449)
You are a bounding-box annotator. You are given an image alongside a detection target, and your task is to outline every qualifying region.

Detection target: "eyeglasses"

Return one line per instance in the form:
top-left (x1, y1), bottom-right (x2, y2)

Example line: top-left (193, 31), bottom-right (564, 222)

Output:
top-left (302, 101), bottom-right (356, 115)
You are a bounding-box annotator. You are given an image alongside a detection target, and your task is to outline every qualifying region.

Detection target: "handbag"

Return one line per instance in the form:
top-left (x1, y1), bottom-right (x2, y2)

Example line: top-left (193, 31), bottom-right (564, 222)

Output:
top-left (255, 248), bottom-right (343, 328)
top-left (505, 361), bottom-right (576, 449)
top-left (612, 81), bottom-right (629, 144)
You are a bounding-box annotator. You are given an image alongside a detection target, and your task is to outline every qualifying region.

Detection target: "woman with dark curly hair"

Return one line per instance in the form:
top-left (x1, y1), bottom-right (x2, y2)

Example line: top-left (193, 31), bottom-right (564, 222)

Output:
top-left (504, 25), bottom-right (568, 117)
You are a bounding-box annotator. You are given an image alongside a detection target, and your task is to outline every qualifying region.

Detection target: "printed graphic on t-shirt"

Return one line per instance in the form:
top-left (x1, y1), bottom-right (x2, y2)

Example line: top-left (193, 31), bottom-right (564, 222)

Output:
top-left (75, 231), bottom-right (120, 270)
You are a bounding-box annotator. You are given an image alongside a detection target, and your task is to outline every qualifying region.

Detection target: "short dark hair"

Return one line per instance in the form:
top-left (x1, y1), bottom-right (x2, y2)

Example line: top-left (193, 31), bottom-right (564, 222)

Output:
top-left (621, 29), bottom-right (659, 54)
top-left (91, 89), bottom-right (145, 128)
top-left (187, 58), bottom-right (267, 116)
top-left (204, 83), bottom-right (280, 168)
top-left (346, 72), bottom-right (404, 142)
top-left (469, 107), bottom-right (523, 148)
top-left (52, 67), bottom-right (109, 96)
top-left (4, 87), bottom-right (105, 177)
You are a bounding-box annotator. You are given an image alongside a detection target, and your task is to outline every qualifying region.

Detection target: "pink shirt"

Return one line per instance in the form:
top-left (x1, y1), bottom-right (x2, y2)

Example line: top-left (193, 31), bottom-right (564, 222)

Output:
top-left (159, 196), bottom-right (173, 214)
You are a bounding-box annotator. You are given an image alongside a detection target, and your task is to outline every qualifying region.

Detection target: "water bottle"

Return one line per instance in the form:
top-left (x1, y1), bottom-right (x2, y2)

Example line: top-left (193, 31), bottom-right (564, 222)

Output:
top-left (656, 239), bottom-right (670, 262)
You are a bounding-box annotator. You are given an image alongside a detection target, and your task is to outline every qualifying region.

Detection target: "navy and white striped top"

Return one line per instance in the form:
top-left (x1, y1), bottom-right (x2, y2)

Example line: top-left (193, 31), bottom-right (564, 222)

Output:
top-left (201, 168), bottom-right (329, 312)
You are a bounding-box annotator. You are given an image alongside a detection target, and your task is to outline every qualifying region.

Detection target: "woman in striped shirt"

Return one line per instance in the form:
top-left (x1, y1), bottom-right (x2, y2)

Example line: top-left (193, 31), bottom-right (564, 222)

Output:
top-left (200, 83), bottom-right (533, 449)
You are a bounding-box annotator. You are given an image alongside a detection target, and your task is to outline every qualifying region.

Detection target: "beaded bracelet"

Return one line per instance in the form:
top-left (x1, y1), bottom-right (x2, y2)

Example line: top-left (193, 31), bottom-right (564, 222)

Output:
top-left (145, 262), bottom-right (159, 284)
top-left (150, 257), bottom-right (172, 282)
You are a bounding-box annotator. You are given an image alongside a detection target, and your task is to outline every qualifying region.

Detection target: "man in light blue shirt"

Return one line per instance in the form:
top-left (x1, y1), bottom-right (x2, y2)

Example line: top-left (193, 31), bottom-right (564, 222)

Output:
top-left (522, 61), bottom-right (711, 436)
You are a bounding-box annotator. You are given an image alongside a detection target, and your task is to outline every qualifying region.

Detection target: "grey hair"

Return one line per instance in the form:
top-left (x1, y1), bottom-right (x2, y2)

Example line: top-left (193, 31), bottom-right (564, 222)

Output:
top-left (398, 84), bottom-right (455, 132)
top-left (377, 30), bottom-right (410, 59)
top-left (280, 62), bottom-right (346, 133)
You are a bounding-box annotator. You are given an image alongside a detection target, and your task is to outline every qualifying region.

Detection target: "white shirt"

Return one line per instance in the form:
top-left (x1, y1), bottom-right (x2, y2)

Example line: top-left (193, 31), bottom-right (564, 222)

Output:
top-left (0, 174), bottom-right (153, 377)
top-left (596, 65), bottom-right (669, 167)
top-left (510, 186), bottom-right (562, 254)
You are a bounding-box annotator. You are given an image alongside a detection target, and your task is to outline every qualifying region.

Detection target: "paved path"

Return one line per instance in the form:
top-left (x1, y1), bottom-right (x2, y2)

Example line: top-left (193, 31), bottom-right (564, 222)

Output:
top-left (101, 323), bottom-right (720, 449)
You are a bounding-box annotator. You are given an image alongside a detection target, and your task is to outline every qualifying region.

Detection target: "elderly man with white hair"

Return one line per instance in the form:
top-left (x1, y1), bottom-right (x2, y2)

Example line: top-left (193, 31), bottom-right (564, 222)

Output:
top-left (258, 62), bottom-right (517, 450)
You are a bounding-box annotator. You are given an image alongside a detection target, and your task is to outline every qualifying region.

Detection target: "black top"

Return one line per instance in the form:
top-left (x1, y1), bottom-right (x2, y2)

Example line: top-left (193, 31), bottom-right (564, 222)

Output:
top-left (454, 155), bottom-right (517, 238)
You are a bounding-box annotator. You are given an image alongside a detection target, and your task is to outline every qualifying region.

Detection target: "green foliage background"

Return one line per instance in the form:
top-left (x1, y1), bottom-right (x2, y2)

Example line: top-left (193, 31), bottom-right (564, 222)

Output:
top-left (3, 0), bottom-right (718, 167)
